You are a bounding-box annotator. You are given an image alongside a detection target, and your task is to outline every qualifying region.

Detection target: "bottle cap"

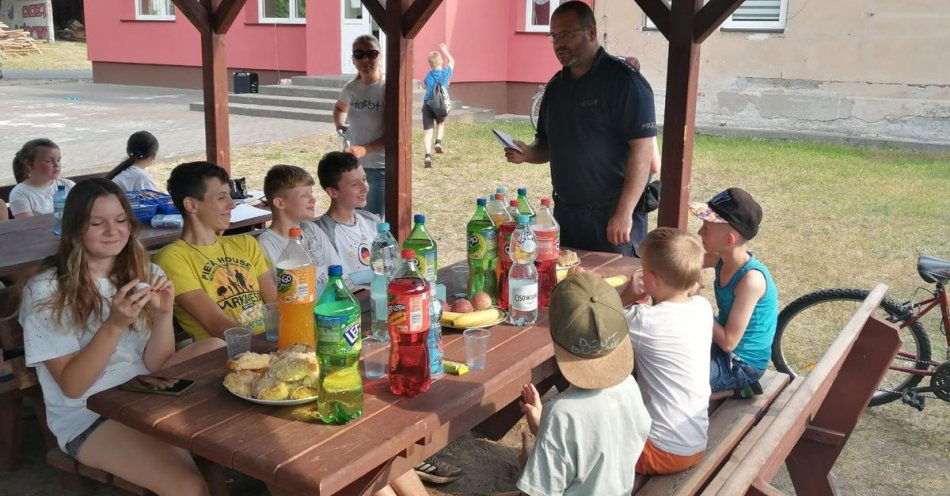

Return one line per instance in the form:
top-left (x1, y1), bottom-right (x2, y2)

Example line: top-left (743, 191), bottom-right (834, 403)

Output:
top-left (401, 249), bottom-right (416, 259)
top-left (57, 184), bottom-right (66, 191)
top-left (496, 187), bottom-right (506, 194)
top-left (413, 214), bottom-right (425, 224)
top-left (509, 200), bottom-right (520, 207)
top-left (516, 214), bottom-right (530, 224)
top-left (540, 197), bottom-right (551, 206)
top-left (518, 187), bottom-right (527, 195)
top-left (476, 198), bottom-right (487, 206)
top-left (288, 227), bottom-right (302, 238)
top-left (494, 193), bottom-right (504, 200)
top-left (328, 265), bottom-right (343, 277)
top-left (377, 222), bottom-right (390, 233)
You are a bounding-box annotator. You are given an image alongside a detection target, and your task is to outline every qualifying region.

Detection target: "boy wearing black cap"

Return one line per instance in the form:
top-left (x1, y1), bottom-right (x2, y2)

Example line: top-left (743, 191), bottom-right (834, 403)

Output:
top-left (690, 188), bottom-right (779, 393)
top-left (505, 272), bottom-right (652, 496)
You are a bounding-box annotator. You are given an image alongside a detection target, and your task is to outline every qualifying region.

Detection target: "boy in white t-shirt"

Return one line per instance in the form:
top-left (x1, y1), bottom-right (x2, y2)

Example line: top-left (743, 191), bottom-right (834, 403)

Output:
top-left (258, 165), bottom-right (344, 293)
top-left (625, 227), bottom-right (713, 474)
top-left (9, 138), bottom-right (75, 217)
top-left (315, 152), bottom-right (380, 288)
top-left (506, 272), bottom-right (651, 496)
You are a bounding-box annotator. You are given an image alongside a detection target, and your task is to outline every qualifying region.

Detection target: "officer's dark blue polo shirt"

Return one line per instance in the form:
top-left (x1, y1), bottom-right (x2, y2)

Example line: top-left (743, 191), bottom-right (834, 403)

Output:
top-left (536, 47), bottom-right (657, 207)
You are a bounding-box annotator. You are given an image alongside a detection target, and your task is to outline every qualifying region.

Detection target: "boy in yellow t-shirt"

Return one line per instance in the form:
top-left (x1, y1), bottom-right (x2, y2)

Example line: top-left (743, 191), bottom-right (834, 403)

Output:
top-left (155, 161), bottom-right (276, 340)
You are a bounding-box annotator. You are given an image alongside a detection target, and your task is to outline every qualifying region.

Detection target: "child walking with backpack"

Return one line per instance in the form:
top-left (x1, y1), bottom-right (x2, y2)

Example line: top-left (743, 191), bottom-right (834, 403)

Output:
top-left (421, 43), bottom-right (454, 168)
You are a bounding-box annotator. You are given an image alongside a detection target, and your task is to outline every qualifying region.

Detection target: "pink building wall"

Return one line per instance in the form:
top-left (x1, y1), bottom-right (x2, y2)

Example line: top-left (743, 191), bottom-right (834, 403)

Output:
top-left (86, 0), bottom-right (588, 85)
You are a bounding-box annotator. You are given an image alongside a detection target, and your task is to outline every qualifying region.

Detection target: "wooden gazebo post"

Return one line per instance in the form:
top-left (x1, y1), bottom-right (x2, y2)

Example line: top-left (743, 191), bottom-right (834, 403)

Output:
top-left (364, 0), bottom-right (443, 241)
top-left (635, 0), bottom-right (746, 229)
top-left (172, 0), bottom-right (248, 173)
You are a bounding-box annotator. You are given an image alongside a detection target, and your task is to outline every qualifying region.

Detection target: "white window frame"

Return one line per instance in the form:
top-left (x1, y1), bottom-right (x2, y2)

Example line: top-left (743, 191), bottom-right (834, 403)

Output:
top-left (721, 0), bottom-right (788, 32)
top-left (259, 0), bottom-right (306, 24)
top-left (135, 0), bottom-right (175, 21)
top-left (525, 0), bottom-right (562, 33)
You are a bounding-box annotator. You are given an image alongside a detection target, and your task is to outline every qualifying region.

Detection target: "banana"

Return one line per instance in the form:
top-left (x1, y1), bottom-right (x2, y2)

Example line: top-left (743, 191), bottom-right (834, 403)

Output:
top-left (450, 308), bottom-right (502, 329)
top-left (604, 275), bottom-right (629, 288)
top-left (441, 310), bottom-right (463, 322)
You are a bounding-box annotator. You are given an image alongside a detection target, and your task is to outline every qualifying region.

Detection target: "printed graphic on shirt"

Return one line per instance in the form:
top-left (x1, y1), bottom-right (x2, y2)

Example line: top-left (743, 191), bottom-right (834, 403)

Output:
top-left (359, 244), bottom-right (371, 266)
top-left (199, 257), bottom-right (265, 330)
top-left (350, 96), bottom-right (381, 111)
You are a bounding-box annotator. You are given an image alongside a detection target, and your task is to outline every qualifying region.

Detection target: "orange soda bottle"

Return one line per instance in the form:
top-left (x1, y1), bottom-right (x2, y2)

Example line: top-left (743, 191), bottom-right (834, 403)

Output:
top-left (276, 227), bottom-right (317, 349)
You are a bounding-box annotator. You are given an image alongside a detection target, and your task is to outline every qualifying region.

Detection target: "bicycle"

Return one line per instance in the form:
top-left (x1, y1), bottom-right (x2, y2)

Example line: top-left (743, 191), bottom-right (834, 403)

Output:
top-left (772, 254), bottom-right (950, 410)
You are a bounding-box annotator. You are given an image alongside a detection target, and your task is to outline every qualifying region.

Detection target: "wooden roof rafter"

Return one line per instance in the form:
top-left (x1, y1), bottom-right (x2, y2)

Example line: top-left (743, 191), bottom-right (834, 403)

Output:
top-left (362, 0), bottom-right (388, 35)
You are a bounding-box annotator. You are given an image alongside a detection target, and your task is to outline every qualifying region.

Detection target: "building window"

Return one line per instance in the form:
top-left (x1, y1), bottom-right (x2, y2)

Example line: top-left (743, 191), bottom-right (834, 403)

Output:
top-left (644, 0), bottom-right (787, 32)
top-left (136, 0), bottom-right (175, 20)
top-left (260, 0), bottom-right (306, 23)
top-left (526, 0), bottom-right (562, 33)
top-left (722, 0), bottom-right (788, 31)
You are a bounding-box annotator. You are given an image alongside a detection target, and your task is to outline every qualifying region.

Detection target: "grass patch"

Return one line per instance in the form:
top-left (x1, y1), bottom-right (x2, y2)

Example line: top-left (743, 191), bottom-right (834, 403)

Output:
top-left (2, 41), bottom-right (90, 71)
top-left (146, 121), bottom-right (949, 493)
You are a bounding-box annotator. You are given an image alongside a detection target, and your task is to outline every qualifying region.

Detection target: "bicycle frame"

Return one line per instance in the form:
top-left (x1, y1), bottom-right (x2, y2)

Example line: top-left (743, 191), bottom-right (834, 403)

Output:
top-left (891, 283), bottom-right (949, 376)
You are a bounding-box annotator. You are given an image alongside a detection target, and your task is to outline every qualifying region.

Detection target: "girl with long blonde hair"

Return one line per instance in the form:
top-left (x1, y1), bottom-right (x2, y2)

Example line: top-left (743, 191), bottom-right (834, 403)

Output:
top-left (19, 178), bottom-right (222, 495)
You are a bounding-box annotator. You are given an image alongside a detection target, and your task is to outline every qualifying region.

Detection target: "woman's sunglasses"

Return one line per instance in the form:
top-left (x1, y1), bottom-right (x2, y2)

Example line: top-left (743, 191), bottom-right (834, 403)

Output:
top-left (352, 50), bottom-right (380, 60)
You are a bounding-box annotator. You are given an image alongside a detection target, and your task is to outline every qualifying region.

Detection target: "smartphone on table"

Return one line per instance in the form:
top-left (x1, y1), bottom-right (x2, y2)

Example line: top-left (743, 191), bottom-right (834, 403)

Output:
top-left (118, 375), bottom-right (197, 396)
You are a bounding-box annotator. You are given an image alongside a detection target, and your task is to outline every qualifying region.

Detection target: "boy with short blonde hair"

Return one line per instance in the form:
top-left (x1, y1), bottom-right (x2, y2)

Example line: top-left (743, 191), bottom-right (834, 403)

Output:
top-left (258, 165), bottom-right (343, 294)
top-left (626, 227), bottom-right (713, 474)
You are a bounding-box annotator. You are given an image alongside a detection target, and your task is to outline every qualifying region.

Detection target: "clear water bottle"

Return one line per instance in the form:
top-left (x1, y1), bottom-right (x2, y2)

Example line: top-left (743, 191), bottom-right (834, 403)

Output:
top-left (52, 184), bottom-right (67, 236)
top-left (338, 128), bottom-right (351, 151)
top-left (508, 214), bottom-right (538, 326)
top-left (370, 222), bottom-right (399, 341)
top-left (427, 286), bottom-right (444, 379)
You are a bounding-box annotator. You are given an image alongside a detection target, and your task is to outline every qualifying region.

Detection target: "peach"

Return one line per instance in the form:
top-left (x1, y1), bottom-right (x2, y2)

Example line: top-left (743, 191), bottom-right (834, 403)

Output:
top-left (472, 291), bottom-right (493, 311)
top-left (451, 298), bottom-right (474, 313)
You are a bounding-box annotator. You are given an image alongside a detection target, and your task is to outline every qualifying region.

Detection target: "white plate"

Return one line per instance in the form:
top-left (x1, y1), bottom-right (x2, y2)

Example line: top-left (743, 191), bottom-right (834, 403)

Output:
top-left (226, 387), bottom-right (318, 406)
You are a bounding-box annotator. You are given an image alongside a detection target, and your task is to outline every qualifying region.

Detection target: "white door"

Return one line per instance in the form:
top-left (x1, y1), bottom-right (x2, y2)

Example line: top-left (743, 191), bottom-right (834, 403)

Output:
top-left (341, 0), bottom-right (372, 74)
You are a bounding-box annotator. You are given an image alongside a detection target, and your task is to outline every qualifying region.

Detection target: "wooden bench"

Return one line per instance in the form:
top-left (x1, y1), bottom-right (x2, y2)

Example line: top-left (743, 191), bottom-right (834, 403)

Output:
top-left (636, 284), bottom-right (899, 495)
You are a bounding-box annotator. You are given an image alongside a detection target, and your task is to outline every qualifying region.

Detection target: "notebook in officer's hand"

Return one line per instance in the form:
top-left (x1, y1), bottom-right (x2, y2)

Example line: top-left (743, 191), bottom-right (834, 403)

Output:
top-left (492, 128), bottom-right (523, 153)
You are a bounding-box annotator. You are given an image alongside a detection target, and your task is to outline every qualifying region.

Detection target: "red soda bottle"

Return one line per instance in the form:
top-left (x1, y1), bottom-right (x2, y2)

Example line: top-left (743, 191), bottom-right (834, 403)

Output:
top-left (496, 200), bottom-right (520, 310)
top-left (387, 249), bottom-right (431, 396)
top-left (533, 198), bottom-right (559, 308)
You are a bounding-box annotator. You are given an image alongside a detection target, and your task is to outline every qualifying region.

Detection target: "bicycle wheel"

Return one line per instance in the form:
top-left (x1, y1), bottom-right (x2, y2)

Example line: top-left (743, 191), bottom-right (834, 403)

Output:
top-left (772, 288), bottom-right (931, 407)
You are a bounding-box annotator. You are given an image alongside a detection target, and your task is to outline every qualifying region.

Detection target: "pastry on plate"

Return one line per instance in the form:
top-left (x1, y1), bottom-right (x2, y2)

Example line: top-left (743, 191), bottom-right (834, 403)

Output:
top-left (289, 385), bottom-right (319, 400)
top-left (253, 376), bottom-right (290, 401)
top-left (269, 352), bottom-right (319, 382)
top-left (223, 370), bottom-right (260, 397)
top-left (227, 352), bottom-right (272, 372)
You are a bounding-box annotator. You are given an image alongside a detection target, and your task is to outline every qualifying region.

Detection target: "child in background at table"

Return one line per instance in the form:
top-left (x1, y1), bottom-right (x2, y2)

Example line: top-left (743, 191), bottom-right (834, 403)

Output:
top-left (9, 138), bottom-right (75, 218)
top-left (626, 227), bottom-right (712, 474)
top-left (421, 42), bottom-right (455, 168)
top-left (107, 131), bottom-right (161, 192)
top-left (155, 161), bottom-right (276, 341)
top-left (691, 188), bottom-right (778, 393)
top-left (258, 164), bottom-right (343, 292)
top-left (503, 272), bottom-right (652, 496)
top-left (314, 151), bottom-right (380, 289)
top-left (19, 178), bottom-right (223, 495)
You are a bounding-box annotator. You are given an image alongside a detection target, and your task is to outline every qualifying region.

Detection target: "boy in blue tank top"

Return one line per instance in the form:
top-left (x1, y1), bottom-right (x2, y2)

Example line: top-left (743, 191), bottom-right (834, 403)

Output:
top-left (691, 188), bottom-right (779, 393)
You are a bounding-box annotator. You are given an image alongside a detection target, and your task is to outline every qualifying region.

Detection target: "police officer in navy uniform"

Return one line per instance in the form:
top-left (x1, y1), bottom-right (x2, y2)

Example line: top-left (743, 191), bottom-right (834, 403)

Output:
top-left (505, 0), bottom-right (657, 257)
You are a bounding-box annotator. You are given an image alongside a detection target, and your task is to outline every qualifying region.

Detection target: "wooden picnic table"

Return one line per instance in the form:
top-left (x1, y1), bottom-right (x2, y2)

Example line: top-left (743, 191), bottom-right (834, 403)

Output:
top-left (87, 250), bottom-right (640, 495)
top-left (0, 208), bottom-right (272, 278)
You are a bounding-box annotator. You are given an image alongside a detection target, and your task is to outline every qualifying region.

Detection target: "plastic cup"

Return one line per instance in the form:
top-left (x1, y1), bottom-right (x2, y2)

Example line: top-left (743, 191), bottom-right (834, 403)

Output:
top-left (463, 328), bottom-right (491, 370)
top-left (362, 336), bottom-right (388, 379)
top-left (223, 327), bottom-right (253, 358)
top-left (263, 303), bottom-right (280, 342)
top-left (449, 264), bottom-right (469, 297)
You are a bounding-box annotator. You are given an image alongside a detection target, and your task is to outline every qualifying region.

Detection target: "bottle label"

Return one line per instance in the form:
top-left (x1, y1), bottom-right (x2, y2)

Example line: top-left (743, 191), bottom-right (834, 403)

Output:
top-left (388, 292), bottom-right (430, 333)
top-left (276, 266), bottom-right (316, 304)
top-left (416, 252), bottom-right (437, 282)
top-left (511, 283), bottom-right (538, 312)
top-left (535, 230), bottom-right (560, 260)
top-left (317, 313), bottom-right (362, 355)
top-left (467, 229), bottom-right (497, 260)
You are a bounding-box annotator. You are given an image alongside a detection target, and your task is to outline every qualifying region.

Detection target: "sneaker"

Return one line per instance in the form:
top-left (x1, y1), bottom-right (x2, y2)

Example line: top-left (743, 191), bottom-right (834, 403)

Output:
top-left (414, 458), bottom-right (462, 484)
top-left (434, 140), bottom-right (444, 154)
top-left (424, 154), bottom-right (433, 168)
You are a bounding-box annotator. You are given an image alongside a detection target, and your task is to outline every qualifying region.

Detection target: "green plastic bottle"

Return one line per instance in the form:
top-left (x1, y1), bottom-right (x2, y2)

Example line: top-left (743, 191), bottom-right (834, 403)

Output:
top-left (466, 198), bottom-right (498, 301)
top-left (402, 214), bottom-right (438, 283)
top-left (517, 187), bottom-right (536, 223)
top-left (314, 265), bottom-right (363, 424)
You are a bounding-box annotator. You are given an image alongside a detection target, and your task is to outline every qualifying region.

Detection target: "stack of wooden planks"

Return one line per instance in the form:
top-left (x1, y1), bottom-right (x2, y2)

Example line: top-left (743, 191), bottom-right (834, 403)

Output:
top-left (0, 22), bottom-right (42, 57)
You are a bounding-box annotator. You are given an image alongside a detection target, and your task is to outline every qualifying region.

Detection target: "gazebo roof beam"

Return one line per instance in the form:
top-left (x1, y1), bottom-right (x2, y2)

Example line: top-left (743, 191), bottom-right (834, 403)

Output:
top-left (634, 0), bottom-right (671, 40)
top-left (363, 0), bottom-right (388, 35)
top-left (403, 0), bottom-right (443, 38)
top-left (171, 0), bottom-right (212, 35)
top-left (694, 0), bottom-right (745, 43)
